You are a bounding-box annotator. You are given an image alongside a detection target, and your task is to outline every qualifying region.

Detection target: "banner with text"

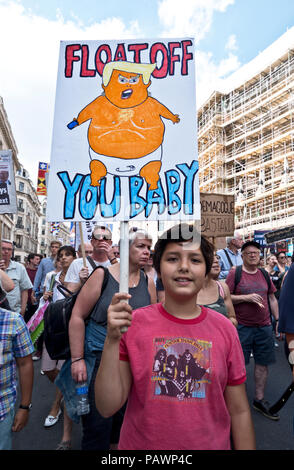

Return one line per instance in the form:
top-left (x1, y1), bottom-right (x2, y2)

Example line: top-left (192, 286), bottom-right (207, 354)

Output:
top-left (46, 38), bottom-right (199, 223)
top-left (200, 193), bottom-right (234, 238)
top-left (0, 150), bottom-right (17, 214)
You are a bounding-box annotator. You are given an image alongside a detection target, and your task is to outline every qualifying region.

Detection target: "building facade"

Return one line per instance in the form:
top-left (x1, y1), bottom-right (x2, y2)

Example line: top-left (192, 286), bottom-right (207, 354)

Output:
top-left (0, 97), bottom-right (20, 241)
top-left (38, 198), bottom-right (71, 256)
top-left (198, 29), bottom-right (294, 238)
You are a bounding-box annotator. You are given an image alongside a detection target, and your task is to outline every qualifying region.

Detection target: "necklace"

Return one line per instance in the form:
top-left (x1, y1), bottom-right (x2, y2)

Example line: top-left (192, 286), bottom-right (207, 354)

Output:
top-left (129, 272), bottom-right (139, 288)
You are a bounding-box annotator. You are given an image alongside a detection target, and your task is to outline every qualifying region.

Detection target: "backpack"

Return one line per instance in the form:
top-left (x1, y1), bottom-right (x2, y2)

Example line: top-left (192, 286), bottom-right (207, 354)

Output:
top-left (233, 264), bottom-right (272, 316)
top-left (44, 265), bottom-right (109, 361)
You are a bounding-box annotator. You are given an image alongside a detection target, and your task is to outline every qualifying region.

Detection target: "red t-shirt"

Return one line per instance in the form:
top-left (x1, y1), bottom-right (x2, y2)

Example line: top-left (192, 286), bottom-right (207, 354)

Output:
top-left (119, 303), bottom-right (246, 450)
top-left (226, 268), bottom-right (276, 327)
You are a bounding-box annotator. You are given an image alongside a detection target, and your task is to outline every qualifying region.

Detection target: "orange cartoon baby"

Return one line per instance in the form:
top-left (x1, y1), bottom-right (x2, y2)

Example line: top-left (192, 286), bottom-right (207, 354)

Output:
top-left (67, 61), bottom-right (180, 190)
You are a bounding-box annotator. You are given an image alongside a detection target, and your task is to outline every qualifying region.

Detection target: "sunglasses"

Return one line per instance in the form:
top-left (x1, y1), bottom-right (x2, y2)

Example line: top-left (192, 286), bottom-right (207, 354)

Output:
top-left (92, 234), bottom-right (111, 241)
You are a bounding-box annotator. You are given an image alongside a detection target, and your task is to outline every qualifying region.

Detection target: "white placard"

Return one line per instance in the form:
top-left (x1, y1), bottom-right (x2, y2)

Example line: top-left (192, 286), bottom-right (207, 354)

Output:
top-left (47, 38), bottom-right (199, 223)
top-left (74, 221), bottom-right (113, 249)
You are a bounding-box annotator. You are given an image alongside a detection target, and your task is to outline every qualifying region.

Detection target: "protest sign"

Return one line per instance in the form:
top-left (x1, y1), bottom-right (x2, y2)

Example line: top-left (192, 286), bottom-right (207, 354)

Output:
top-left (46, 38), bottom-right (199, 223)
top-left (200, 193), bottom-right (234, 238)
top-left (265, 226), bottom-right (294, 244)
top-left (74, 221), bottom-right (113, 250)
top-left (253, 230), bottom-right (268, 248)
top-left (0, 150), bottom-right (17, 213)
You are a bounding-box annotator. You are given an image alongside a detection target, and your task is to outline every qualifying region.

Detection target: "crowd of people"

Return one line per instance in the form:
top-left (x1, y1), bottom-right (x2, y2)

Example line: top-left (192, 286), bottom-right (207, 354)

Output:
top-left (1, 225), bottom-right (294, 450)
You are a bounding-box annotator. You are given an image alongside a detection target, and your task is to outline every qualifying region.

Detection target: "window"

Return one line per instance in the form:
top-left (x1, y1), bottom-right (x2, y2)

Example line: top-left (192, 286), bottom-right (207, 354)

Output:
top-left (18, 198), bottom-right (24, 212)
top-left (16, 216), bottom-right (23, 229)
top-left (3, 225), bottom-right (11, 240)
top-left (18, 182), bottom-right (25, 192)
top-left (15, 235), bottom-right (23, 248)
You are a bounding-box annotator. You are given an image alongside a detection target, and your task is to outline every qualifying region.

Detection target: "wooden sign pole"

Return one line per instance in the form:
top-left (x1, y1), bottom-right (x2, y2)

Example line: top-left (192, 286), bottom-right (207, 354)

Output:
top-left (119, 221), bottom-right (129, 333)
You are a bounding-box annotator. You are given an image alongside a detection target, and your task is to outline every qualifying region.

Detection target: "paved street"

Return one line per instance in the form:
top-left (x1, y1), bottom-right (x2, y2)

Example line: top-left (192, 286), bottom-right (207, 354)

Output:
top-left (12, 339), bottom-right (294, 451)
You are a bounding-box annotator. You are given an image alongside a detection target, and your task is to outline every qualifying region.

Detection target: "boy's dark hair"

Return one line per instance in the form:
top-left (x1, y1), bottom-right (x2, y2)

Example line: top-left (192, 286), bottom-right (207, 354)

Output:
top-left (57, 245), bottom-right (76, 259)
top-left (27, 253), bottom-right (39, 263)
top-left (153, 223), bottom-right (214, 276)
top-left (241, 241), bottom-right (261, 252)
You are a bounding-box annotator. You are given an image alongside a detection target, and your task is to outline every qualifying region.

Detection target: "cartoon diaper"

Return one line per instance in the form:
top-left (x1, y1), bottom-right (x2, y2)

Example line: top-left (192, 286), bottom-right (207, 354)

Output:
top-left (67, 61), bottom-right (180, 190)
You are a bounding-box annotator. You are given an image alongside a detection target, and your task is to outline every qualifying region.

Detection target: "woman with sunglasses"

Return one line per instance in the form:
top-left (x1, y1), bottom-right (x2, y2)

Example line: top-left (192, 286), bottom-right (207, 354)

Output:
top-left (197, 253), bottom-right (237, 327)
top-left (272, 252), bottom-right (289, 299)
top-left (56, 229), bottom-right (157, 451)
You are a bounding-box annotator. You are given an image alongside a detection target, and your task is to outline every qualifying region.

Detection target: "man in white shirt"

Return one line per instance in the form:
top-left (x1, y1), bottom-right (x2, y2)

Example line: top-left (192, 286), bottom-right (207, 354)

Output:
top-left (217, 232), bottom-right (244, 279)
top-left (65, 225), bottom-right (118, 292)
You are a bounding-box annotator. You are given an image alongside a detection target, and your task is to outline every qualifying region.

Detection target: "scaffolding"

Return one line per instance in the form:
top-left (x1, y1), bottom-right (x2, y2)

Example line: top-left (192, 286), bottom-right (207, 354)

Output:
top-left (198, 46), bottom-right (294, 236)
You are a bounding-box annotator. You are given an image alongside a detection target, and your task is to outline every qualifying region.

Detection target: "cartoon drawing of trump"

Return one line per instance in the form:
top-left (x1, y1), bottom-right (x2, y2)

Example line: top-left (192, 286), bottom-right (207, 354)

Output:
top-left (67, 61), bottom-right (180, 190)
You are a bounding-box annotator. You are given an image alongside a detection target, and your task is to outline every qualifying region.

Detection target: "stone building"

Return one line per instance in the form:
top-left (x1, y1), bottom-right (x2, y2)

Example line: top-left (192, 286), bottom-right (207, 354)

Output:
top-left (38, 198), bottom-right (71, 256)
top-left (14, 165), bottom-right (41, 263)
top-left (197, 28), bottom-right (294, 239)
top-left (0, 97), bottom-right (20, 241)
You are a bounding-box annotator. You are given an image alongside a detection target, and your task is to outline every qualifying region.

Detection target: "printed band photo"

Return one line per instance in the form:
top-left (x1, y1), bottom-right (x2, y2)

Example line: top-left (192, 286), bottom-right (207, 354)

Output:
top-left (46, 38), bottom-right (199, 223)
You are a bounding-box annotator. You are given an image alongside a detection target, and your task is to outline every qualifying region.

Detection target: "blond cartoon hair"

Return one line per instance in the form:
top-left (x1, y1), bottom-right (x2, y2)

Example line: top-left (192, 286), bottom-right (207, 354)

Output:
top-left (102, 61), bottom-right (156, 87)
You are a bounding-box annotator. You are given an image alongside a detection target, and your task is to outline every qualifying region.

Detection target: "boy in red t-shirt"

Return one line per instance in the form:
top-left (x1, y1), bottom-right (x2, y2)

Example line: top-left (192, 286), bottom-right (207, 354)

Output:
top-left (95, 224), bottom-right (255, 450)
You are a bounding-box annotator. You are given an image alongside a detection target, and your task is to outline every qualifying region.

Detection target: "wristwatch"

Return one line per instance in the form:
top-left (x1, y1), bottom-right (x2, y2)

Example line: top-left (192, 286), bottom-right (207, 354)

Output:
top-left (19, 403), bottom-right (32, 411)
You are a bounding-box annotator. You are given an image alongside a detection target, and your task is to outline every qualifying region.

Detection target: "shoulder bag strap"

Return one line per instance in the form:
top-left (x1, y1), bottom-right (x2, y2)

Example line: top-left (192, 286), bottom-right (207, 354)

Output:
top-left (216, 280), bottom-right (225, 298)
top-left (259, 267), bottom-right (273, 321)
top-left (233, 265), bottom-right (243, 294)
top-left (56, 283), bottom-right (74, 297)
top-left (259, 268), bottom-right (271, 291)
top-left (223, 249), bottom-right (233, 267)
top-left (87, 256), bottom-right (97, 270)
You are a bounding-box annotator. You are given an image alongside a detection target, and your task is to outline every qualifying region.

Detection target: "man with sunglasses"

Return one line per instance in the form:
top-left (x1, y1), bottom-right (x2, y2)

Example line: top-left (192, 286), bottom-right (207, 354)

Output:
top-left (65, 225), bottom-right (117, 293)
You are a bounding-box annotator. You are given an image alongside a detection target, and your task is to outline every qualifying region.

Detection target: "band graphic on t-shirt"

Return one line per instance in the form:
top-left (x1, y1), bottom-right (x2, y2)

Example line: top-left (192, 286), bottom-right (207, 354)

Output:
top-left (152, 337), bottom-right (211, 402)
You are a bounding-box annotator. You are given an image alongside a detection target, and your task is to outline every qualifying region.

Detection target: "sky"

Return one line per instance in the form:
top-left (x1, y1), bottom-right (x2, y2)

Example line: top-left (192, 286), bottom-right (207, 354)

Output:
top-left (0, 0), bottom-right (294, 186)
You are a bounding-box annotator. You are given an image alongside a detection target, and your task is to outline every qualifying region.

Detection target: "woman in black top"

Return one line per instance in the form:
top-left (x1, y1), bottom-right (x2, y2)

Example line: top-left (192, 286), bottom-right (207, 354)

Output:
top-left (66, 229), bottom-right (156, 450)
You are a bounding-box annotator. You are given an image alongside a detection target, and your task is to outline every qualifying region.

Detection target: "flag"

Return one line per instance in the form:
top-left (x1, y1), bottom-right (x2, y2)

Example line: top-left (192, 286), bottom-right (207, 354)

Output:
top-left (50, 222), bottom-right (60, 235)
top-left (37, 162), bottom-right (50, 195)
